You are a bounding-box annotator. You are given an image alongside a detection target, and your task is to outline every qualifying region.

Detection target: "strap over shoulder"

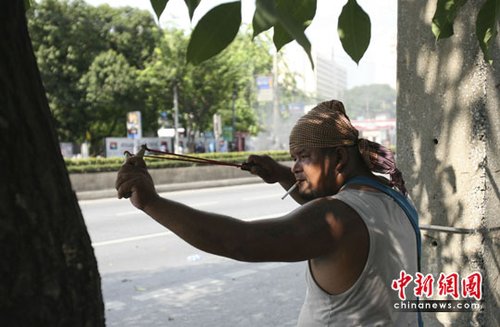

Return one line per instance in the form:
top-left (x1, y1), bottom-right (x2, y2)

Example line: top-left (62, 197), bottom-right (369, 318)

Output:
top-left (343, 176), bottom-right (423, 327)
top-left (343, 176), bottom-right (421, 268)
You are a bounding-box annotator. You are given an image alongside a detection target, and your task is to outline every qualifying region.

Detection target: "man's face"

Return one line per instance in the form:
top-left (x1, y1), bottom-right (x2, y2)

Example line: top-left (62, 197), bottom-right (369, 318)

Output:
top-left (290, 147), bottom-right (340, 200)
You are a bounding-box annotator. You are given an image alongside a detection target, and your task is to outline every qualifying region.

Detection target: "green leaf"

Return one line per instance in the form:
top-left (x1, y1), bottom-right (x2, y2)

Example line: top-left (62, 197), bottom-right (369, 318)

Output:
top-left (252, 0), bottom-right (276, 38)
top-left (431, 0), bottom-right (468, 39)
top-left (476, 0), bottom-right (500, 64)
top-left (338, 0), bottom-right (371, 64)
top-left (257, 0), bottom-right (314, 68)
top-left (24, 0), bottom-right (32, 11)
top-left (151, 0), bottom-right (169, 20)
top-left (272, 0), bottom-right (317, 51)
top-left (187, 1), bottom-right (242, 65)
top-left (184, 0), bottom-right (201, 20)
top-left (273, 24), bottom-right (292, 51)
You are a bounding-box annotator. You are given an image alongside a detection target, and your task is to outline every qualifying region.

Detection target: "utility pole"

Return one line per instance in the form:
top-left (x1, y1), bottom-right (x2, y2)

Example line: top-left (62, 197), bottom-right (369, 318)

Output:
top-left (231, 83), bottom-right (237, 151)
top-left (272, 52), bottom-right (279, 149)
top-left (173, 82), bottom-right (179, 153)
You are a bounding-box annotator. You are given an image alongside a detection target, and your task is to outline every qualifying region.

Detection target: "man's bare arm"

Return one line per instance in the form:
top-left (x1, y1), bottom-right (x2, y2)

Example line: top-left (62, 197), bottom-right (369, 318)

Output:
top-left (140, 196), bottom-right (350, 262)
top-left (115, 157), bottom-right (358, 262)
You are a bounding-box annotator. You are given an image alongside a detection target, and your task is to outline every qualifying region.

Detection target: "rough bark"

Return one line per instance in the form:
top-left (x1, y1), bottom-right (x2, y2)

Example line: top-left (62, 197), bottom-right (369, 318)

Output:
top-left (0, 1), bottom-right (105, 326)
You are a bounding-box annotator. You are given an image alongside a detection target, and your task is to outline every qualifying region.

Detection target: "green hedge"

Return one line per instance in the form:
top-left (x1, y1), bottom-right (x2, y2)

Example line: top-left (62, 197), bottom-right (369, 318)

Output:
top-left (65, 150), bottom-right (291, 174)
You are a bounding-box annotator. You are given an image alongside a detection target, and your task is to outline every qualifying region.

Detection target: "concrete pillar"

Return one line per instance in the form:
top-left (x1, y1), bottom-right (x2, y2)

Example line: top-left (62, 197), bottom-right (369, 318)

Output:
top-left (397, 0), bottom-right (499, 326)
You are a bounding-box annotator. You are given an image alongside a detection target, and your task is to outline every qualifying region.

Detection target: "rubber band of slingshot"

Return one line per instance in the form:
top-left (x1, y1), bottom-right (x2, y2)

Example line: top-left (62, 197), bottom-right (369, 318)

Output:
top-left (143, 146), bottom-right (243, 168)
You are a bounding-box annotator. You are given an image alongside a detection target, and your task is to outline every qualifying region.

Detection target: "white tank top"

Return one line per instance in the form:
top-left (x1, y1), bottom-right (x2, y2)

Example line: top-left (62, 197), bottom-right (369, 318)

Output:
top-left (297, 188), bottom-right (419, 326)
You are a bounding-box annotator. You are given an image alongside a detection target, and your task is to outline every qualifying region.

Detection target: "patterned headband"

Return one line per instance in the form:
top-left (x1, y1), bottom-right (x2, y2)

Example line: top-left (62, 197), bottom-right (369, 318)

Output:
top-left (289, 100), bottom-right (407, 195)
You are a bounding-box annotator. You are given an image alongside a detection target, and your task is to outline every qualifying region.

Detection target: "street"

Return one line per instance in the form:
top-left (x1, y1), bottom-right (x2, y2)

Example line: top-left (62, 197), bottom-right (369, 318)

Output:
top-left (80, 183), bottom-right (307, 326)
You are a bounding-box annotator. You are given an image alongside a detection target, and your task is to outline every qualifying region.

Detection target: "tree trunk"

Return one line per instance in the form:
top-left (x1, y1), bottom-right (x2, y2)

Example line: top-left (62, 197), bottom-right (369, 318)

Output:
top-left (0, 1), bottom-right (105, 326)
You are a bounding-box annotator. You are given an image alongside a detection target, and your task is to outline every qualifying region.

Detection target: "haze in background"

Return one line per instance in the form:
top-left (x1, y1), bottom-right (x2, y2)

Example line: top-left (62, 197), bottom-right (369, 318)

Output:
top-left (85, 0), bottom-right (397, 89)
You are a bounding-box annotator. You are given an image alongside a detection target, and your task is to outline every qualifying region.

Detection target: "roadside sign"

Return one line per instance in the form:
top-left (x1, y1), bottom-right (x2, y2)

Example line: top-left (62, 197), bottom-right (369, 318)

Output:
top-left (127, 111), bottom-right (142, 139)
top-left (256, 75), bottom-right (273, 102)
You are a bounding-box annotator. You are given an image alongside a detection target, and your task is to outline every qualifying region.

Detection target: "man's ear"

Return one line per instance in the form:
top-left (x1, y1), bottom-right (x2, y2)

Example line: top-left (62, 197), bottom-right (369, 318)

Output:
top-left (335, 147), bottom-right (349, 172)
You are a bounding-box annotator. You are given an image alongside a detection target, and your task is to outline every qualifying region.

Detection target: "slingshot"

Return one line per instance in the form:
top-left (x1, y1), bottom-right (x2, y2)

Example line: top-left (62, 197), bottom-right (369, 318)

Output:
top-left (124, 144), bottom-right (253, 170)
top-left (124, 144), bottom-right (296, 200)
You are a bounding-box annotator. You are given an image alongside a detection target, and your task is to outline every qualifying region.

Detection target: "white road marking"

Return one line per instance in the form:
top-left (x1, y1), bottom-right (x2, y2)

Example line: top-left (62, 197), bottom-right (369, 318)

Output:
top-left (184, 278), bottom-right (222, 289)
top-left (93, 211), bottom-right (291, 247)
top-left (105, 301), bottom-right (126, 311)
top-left (185, 201), bottom-right (220, 208)
top-left (242, 193), bottom-right (282, 201)
top-left (92, 231), bottom-right (172, 247)
top-left (133, 287), bottom-right (173, 301)
top-left (133, 278), bottom-right (224, 302)
top-left (115, 210), bottom-right (143, 217)
top-left (130, 264), bottom-right (293, 302)
top-left (113, 201), bottom-right (219, 217)
top-left (245, 212), bottom-right (290, 221)
top-left (224, 269), bottom-right (257, 279)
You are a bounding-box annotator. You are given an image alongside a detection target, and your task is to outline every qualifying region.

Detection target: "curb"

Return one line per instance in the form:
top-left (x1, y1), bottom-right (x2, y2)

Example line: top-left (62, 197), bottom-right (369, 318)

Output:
top-left (76, 176), bottom-right (262, 201)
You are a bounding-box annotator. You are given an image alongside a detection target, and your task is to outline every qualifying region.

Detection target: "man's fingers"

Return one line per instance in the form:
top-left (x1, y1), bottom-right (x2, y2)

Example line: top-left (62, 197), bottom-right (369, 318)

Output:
top-left (115, 165), bottom-right (138, 190)
top-left (116, 179), bottom-right (130, 199)
top-left (240, 162), bottom-right (256, 172)
top-left (124, 156), bottom-right (147, 168)
top-left (116, 164), bottom-right (144, 197)
top-left (116, 178), bottom-right (139, 199)
top-left (116, 148), bottom-right (151, 204)
top-left (244, 155), bottom-right (268, 174)
top-left (251, 165), bottom-right (268, 177)
top-left (116, 158), bottom-right (148, 190)
top-left (246, 154), bottom-right (266, 165)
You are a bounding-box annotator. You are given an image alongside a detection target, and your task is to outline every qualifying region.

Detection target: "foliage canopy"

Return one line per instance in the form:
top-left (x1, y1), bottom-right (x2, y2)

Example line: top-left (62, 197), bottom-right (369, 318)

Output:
top-left (145, 0), bottom-right (499, 65)
top-left (28, 0), bottom-right (308, 154)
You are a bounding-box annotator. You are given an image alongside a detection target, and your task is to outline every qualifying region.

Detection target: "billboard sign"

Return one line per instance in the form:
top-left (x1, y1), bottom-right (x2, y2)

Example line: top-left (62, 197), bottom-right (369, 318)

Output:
top-left (105, 137), bottom-right (171, 157)
top-left (127, 111), bottom-right (142, 139)
top-left (256, 75), bottom-right (273, 102)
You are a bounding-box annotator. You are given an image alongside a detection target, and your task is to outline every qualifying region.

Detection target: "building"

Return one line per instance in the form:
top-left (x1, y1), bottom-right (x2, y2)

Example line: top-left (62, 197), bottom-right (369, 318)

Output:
top-left (315, 53), bottom-right (347, 101)
top-left (283, 45), bottom-right (347, 102)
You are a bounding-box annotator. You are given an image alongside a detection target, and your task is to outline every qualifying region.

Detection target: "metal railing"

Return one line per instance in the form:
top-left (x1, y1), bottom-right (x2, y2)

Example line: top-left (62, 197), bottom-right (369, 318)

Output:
top-left (420, 224), bottom-right (500, 235)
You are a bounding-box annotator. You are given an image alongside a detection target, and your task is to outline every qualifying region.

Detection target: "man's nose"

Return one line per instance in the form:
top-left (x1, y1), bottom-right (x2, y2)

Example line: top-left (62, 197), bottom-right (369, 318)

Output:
top-left (291, 160), bottom-right (301, 173)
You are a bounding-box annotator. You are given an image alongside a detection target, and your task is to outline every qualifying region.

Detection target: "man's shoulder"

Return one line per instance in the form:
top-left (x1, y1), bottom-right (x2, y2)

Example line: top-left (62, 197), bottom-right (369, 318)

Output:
top-left (300, 196), bottom-right (366, 231)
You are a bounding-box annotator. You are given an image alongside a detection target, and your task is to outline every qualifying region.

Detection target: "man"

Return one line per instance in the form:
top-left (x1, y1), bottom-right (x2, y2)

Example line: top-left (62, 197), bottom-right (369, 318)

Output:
top-left (116, 100), bottom-right (420, 326)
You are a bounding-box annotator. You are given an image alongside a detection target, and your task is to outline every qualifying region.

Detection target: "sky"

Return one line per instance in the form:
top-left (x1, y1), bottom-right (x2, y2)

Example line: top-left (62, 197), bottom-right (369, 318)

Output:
top-left (85, 0), bottom-right (397, 89)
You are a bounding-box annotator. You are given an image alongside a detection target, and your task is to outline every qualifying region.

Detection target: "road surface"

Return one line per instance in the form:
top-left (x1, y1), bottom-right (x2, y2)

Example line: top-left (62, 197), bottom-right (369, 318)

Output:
top-left (81, 183), bottom-right (307, 326)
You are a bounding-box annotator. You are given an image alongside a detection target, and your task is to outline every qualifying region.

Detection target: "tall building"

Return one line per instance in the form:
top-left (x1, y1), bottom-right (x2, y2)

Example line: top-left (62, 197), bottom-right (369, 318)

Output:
top-left (315, 52), bottom-right (347, 101)
top-left (249, 46), bottom-right (348, 151)
top-left (283, 45), bottom-right (347, 102)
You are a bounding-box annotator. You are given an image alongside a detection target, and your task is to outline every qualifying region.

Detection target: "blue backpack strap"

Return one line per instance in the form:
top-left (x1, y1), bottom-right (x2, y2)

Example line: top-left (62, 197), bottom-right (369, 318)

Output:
top-left (343, 176), bottom-right (421, 265)
top-left (343, 176), bottom-right (423, 327)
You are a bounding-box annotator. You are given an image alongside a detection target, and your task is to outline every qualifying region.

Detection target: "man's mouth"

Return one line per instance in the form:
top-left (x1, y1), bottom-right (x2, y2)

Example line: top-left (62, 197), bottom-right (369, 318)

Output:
top-left (295, 179), bottom-right (307, 190)
top-left (294, 176), bottom-right (305, 183)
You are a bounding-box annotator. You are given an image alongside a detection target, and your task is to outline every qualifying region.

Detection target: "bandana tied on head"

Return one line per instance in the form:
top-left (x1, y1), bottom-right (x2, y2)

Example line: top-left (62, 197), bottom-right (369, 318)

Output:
top-left (289, 100), bottom-right (407, 195)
